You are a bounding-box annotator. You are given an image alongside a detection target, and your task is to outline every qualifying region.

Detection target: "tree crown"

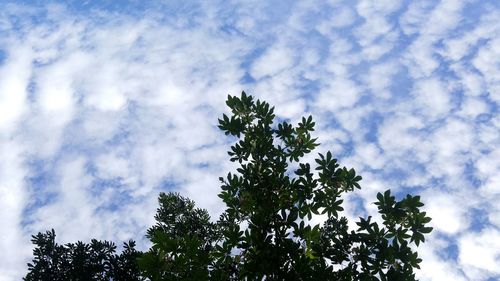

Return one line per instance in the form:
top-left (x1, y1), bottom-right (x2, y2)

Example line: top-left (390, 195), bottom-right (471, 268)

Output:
top-left (26, 92), bottom-right (432, 281)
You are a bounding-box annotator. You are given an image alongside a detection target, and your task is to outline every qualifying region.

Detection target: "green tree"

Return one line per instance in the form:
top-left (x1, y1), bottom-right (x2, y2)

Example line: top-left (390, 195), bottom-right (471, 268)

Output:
top-left (25, 92), bottom-right (432, 280)
top-left (138, 193), bottom-right (218, 281)
top-left (139, 92), bottom-right (433, 280)
top-left (24, 229), bottom-right (143, 281)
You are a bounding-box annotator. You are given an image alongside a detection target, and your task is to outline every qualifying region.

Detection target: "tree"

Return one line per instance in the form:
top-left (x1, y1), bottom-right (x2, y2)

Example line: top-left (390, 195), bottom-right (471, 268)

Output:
top-left (25, 92), bottom-right (432, 280)
top-left (24, 229), bottom-right (143, 281)
top-left (138, 193), bottom-right (218, 281)
top-left (139, 92), bottom-right (433, 280)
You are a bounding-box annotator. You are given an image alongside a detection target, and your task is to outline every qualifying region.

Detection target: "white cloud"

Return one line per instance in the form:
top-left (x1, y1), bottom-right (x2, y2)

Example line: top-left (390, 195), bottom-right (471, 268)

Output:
top-left (95, 152), bottom-right (131, 180)
top-left (348, 143), bottom-right (386, 170)
top-left (0, 140), bottom-right (31, 280)
top-left (416, 237), bottom-right (467, 281)
top-left (420, 0), bottom-right (464, 37)
top-left (83, 66), bottom-right (128, 112)
top-left (476, 149), bottom-right (500, 197)
top-left (438, 8), bottom-right (500, 63)
top-left (36, 54), bottom-right (82, 113)
top-left (355, 0), bottom-right (400, 51)
top-left (459, 96), bottom-right (489, 119)
top-left (459, 228), bottom-right (500, 279)
top-left (0, 45), bottom-right (31, 133)
top-left (251, 44), bottom-right (294, 79)
top-left (316, 5), bottom-right (356, 33)
top-left (31, 157), bottom-right (95, 240)
top-left (401, 0), bottom-right (466, 78)
top-left (315, 77), bottom-right (362, 111)
top-left (356, 0), bottom-right (402, 16)
top-left (377, 113), bottom-right (424, 156)
top-left (330, 6), bottom-right (357, 28)
top-left (364, 60), bottom-right (400, 99)
top-left (412, 78), bottom-right (452, 119)
top-left (403, 39), bottom-right (441, 78)
top-left (450, 60), bottom-right (488, 98)
top-left (472, 38), bottom-right (500, 103)
top-left (424, 192), bottom-right (469, 235)
top-left (399, 0), bottom-right (436, 36)
top-left (80, 109), bottom-right (125, 143)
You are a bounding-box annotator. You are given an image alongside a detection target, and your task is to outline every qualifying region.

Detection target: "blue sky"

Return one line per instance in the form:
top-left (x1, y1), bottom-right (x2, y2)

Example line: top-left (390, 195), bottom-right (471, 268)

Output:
top-left (0, 1), bottom-right (499, 280)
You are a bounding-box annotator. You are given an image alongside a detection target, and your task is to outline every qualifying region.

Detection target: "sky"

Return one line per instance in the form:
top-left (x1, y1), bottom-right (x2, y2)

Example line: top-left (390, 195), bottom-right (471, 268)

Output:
top-left (0, 0), bottom-right (499, 280)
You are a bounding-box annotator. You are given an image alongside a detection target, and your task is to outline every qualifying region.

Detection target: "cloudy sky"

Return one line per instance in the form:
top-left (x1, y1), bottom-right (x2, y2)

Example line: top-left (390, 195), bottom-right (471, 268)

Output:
top-left (0, 0), bottom-right (499, 280)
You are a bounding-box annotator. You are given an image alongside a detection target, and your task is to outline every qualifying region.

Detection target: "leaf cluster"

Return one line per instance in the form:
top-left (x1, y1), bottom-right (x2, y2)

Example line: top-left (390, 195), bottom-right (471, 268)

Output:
top-left (144, 92), bottom-right (433, 280)
top-left (139, 193), bottom-right (219, 281)
top-left (24, 229), bottom-right (143, 281)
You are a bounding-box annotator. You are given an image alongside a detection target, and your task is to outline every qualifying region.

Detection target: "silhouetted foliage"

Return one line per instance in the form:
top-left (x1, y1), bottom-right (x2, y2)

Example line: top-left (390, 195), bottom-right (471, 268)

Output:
top-left (138, 92), bottom-right (433, 280)
top-left (26, 92), bottom-right (432, 281)
top-left (24, 229), bottom-right (143, 281)
top-left (138, 193), bottom-right (219, 281)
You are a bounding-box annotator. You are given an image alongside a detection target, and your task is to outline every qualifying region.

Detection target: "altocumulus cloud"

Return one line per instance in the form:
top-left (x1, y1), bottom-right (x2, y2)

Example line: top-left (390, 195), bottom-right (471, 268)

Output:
top-left (0, 1), bottom-right (499, 280)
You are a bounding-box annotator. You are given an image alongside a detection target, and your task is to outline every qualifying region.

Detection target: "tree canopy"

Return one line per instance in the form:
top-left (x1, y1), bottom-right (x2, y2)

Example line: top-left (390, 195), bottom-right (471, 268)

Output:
top-left (25, 92), bottom-right (432, 281)
top-left (24, 229), bottom-right (142, 281)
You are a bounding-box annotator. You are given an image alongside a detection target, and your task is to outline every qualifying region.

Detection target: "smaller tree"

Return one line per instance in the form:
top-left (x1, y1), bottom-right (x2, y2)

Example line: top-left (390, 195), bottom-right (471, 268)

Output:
top-left (24, 229), bottom-right (143, 281)
top-left (138, 193), bottom-right (219, 281)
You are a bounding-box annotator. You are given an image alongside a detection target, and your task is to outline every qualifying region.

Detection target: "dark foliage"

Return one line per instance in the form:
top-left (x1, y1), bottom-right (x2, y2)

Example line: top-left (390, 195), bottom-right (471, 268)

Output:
top-left (138, 193), bottom-right (219, 281)
top-left (24, 229), bottom-right (143, 281)
top-left (138, 92), bottom-right (433, 280)
top-left (26, 92), bottom-right (432, 280)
